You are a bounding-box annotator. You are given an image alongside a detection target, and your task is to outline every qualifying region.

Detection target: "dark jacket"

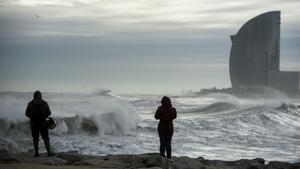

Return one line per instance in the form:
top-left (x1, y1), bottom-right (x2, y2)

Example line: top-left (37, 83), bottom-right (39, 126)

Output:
top-left (155, 106), bottom-right (177, 126)
top-left (25, 99), bottom-right (51, 125)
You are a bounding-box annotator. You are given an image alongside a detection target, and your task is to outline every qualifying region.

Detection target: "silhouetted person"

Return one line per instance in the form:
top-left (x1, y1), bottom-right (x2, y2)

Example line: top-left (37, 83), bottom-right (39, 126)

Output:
top-left (25, 90), bottom-right (54, 157)
top-left (155, 96), bottom-right (177, 160)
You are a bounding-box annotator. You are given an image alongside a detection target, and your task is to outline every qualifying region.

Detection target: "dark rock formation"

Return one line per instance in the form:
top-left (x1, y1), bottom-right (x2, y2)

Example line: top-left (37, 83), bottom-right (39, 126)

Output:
top-left (0, 150), bottom-right (299, 169)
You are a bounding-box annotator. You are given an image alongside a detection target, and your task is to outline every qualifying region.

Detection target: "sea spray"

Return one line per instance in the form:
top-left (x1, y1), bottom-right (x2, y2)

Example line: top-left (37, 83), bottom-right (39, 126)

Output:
top-left (0, 92), bottom-right (299, 162)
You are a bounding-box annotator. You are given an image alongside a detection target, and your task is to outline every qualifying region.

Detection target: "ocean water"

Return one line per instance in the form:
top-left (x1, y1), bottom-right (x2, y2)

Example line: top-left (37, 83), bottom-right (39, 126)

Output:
top-left (0, 91), bottom-right (299, 162)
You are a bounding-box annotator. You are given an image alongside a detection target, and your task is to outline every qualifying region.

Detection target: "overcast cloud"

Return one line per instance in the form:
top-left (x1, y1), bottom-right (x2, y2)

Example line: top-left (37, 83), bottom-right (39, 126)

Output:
top-left (0, 0), bottom-right (299, 94)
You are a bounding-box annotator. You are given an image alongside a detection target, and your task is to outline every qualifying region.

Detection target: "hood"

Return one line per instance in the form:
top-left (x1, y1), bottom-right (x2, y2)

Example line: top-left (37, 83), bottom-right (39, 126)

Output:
top-left (161, 96), bottom-right (172, 108)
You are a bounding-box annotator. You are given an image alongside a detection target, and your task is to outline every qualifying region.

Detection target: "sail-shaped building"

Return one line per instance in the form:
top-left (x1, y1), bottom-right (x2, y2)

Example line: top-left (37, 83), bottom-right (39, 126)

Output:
top-left (229, 11), bottom-right (300, 94)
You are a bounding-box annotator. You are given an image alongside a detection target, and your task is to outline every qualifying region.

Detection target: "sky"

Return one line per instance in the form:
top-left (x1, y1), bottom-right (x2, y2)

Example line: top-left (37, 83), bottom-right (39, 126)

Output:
top-left (0, 0), bottom-right (300, 94)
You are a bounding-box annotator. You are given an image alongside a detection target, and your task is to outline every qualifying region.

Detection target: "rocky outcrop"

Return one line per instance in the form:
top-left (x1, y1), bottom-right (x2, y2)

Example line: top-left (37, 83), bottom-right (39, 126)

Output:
top-left (0, 150), bottom-right (299, 169)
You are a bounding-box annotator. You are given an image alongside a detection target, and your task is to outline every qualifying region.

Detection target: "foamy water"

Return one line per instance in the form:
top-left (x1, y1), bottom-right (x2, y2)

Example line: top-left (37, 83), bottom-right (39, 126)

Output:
top-left (0, 91), bottom-right (299, 162)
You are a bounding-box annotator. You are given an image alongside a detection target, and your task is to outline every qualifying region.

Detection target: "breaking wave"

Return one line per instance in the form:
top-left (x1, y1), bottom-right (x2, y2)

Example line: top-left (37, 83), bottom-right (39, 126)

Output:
top-left (0, 91), bottom-right (139, 137)
top-left (0, 92), bottom-right (299, 162)
top-left (183, 102), bottom-right (240, 114)
top-left (0, 112), bottom-right (137, 137)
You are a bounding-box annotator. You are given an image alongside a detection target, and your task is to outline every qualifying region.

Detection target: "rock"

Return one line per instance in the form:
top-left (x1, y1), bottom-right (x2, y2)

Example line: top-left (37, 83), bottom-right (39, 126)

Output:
top-left (247, 164), bottom-right (260, 169)
top-left (42, 157), bottom-right (69, 165)
top-left (56, 152), bottom-right (83, 164)
top-left (142, 155), bottom-right (165, 168)
top-left (106, 154), bottom-right (168, 169)
top-left (289, 163), bottom-right (300, 169)
top-left (107, 154), bottom-right (154, 168)
top-left (222, 161), bottom-right (237, 166)
top-left (1, 152), bottom-right (298, 169)
top-left (83, 158), bottom-right (128, 168)
top-left (252, 158), bottom-right (265, 164)
top-left (0, 149), bottom-right (20, 163)
top-left (0, 149), bottom-right (9, 157)
top-left (267, 161), bottom-right (293, 169)
top-left (201, 159), bottom-right (227, 166)
top-left (171, 156), bottom-right (206, 169)
top-left (14, 152), bottom-right (68, 165)
top-left (234, 159), bottom-right (265, 169)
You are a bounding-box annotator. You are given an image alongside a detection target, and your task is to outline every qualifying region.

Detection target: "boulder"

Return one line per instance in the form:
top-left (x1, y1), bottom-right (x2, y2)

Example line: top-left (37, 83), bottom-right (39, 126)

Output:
top-left (108, 154), bottom-right (147, 168)
top-left (171, 156), bottom-right (206, 169)
top-left (252, 158), bottom-right (265, 164)
top-left (267, 161), bottom-right (294, 169)
top-left (1, 152), bottom-right (298, 169)
top-left (83, 158), bottom-right (128, 168)
top-left (14, 152), bottom-right (68, 165)
top-left (56, 152), bottom-right (83, 164)
top-left (0, 149), bottom-right (20, 163)
top-left (142, 155), bottom-right (165, 168)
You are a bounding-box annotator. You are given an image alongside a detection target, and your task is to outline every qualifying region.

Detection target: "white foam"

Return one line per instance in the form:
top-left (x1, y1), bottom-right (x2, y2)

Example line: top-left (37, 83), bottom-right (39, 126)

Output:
top-left (0, 92), bottom-right (299, 162)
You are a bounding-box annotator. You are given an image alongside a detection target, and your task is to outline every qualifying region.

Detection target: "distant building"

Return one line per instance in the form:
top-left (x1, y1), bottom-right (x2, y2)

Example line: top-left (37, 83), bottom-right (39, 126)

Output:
top-left (229, 11), bottom-right (300, 95)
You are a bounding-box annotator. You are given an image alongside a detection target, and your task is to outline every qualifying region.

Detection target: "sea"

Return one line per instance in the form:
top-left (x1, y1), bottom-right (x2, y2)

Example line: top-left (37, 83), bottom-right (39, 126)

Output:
top-left (0, 90), bottom-right (299, 162)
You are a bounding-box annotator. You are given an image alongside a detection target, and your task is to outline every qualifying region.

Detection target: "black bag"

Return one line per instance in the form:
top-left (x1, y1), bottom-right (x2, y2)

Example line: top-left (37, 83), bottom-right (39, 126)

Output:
top-left (45, 117), bottom-right (56, 129)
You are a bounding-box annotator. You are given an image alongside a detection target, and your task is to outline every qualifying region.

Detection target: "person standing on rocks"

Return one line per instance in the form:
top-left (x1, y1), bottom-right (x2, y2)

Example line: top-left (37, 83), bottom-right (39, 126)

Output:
top-left (25, 90), bottom-right (54, 157)
top-left (155, 96), bottom-right (177, 160)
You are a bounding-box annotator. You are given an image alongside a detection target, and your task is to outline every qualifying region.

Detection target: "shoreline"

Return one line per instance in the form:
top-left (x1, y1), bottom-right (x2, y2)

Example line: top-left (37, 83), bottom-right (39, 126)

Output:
top-left (1, 150), bottom-right (299, 169)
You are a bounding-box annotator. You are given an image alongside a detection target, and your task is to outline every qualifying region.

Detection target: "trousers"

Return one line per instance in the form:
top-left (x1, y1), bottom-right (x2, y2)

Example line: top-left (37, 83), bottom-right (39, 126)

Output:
top-left (158, 124), bottom-right (173, 158)
top-left (31, 123), bottom-right (49, 142)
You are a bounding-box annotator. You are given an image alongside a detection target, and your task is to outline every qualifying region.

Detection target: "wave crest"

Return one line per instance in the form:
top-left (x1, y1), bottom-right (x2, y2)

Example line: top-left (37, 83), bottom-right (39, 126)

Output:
top-left (182, 102), bottom-right (240, 114)
top-left (0, 111), bottom-right (139, 137)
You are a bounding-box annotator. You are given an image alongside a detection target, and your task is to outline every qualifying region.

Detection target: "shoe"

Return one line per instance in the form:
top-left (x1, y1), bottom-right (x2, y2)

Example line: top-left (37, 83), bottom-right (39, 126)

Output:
top-left (34, 154), bottom-right (39, 157)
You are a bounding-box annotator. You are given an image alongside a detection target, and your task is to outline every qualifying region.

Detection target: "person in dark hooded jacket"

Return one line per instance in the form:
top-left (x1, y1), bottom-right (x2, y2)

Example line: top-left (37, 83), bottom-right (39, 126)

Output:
top-left (154, 96), bottom-right (177, 160)
top-left (25, 90), bottom-right (54, 157)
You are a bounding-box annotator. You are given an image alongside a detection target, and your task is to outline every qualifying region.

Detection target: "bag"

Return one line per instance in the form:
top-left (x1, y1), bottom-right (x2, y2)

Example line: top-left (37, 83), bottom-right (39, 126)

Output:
top-left (45, 117), bottom-right (56, 129)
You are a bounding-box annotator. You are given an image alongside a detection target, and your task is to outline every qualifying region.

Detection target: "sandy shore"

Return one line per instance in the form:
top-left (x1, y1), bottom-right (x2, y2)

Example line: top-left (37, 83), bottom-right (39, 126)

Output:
top-left (0, 150), bottom-right (299, 169)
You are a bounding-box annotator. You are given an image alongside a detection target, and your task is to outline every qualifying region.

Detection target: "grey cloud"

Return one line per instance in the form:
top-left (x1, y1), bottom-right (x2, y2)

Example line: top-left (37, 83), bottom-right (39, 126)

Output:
top-left (2, 0), bottom-right (300, 39)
